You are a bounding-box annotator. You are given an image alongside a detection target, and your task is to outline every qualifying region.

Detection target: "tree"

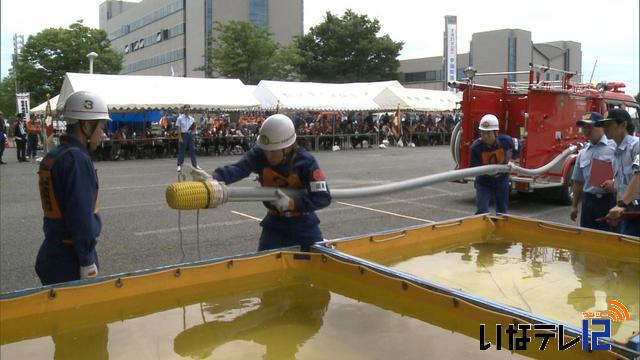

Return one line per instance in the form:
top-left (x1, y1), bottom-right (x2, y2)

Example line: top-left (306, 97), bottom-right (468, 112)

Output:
top-left (296, 10), bottom-right (404, 83)
top-left (269, 45), bottom-right (303, 81)
top-left (635, 91), bottom-right (639, 104)
top-left (197, 21), bottom-right (301, 84)
top-left (0, 74), bottom-right (17, 118)
top-left (14, 21), bottom-right (122, 106)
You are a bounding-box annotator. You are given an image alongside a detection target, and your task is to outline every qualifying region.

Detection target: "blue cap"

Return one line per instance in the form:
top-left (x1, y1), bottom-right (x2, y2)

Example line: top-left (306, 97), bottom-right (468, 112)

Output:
top-left (576, 112), bottom-right (603, 127)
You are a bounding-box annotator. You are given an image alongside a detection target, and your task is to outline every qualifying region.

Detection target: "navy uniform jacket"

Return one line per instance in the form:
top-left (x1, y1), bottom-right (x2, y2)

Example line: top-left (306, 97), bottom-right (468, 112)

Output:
top-left (38, 135), bottom-right (101, 266)
top-left (213, 146), bottom-right (331, 230)
top-left (470, 134), bottom-right (519, 186)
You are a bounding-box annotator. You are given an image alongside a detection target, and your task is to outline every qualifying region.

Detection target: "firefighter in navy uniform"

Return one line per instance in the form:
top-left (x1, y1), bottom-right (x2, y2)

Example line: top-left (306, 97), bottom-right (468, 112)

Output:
top-left (35, 91), bottom-right (111, 285)
top-left (199, 114), bottom-right (331, 251)
top-left (470, 114), bottom-right (519, 214)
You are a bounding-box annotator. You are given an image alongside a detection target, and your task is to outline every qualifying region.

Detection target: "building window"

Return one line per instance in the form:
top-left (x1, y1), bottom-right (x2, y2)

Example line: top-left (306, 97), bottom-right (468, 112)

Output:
top-left (564, 49), bottom-right (570, 71)
top-left (404, 72), bottom-right (426, 82)
top-left (205, 0), bottom-right (213, 36)
top-left (109, 0), bottom-right (184, 40)
top-left (204, 0), bottom-right (214, 77)
top-left (249, 0), bottom-right (269, 29)
top-left (507, 37), bottom-right (517, 82)
top-left (122, 48), bottom-right (185, 74)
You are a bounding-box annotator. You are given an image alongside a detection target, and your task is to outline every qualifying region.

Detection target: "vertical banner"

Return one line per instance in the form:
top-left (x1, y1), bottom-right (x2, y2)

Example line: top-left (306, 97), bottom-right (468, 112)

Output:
top-left (16, 93), bottom-right (30, 119)
top-left (445, 16), bottom-right (457, 93)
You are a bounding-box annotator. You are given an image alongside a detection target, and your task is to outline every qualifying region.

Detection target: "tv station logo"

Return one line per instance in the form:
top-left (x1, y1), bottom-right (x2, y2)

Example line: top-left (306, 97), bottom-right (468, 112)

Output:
top-left (479, 299), bottom-right (631, 352)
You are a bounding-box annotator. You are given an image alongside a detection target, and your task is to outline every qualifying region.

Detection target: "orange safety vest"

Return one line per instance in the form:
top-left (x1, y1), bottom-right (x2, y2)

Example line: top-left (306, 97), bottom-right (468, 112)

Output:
top-left (38, 147), bottom-right (100, 221)
top-left (261, 152), bottom-right (306, 217)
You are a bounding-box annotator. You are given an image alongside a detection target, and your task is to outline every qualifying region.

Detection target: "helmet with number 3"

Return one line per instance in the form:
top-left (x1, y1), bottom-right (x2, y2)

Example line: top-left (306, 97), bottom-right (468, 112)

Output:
top-left (63, 91), bottom-right (111, 124)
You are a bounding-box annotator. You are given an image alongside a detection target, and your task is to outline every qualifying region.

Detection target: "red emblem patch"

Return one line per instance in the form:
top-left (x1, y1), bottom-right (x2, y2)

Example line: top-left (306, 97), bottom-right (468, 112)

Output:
top-left (313, 169), bottom-right (325, 181)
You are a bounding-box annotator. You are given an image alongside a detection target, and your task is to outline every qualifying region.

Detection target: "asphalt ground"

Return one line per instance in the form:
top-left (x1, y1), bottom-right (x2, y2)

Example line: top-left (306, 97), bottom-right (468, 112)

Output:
top-left (0, 145), bottom-right (574, 293)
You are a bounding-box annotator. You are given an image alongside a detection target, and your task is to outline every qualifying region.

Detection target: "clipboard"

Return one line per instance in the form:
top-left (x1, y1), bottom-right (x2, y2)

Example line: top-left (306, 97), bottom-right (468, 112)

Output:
top-left (589, 158), bottom-right (613, 187)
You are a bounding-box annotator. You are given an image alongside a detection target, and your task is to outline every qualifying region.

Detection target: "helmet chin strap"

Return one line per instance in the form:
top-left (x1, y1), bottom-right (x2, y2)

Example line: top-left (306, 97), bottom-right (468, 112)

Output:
top-left (79, 121), bottom-right (100, 147)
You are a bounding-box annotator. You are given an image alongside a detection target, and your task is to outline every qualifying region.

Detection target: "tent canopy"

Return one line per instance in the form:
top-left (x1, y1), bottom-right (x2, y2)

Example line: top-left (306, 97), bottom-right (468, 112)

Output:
top-left (253, 80), bottom-right (398, 112)
top-left (57, 73), bottom-right (260, 112)
top-left (30, 95), bottom-right (60, 115)
top-left (374, 87), bottom-right (460, 112)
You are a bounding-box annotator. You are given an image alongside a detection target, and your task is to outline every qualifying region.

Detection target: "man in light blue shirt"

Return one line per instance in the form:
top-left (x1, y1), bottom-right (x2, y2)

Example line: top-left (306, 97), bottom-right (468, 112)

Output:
top-left (595, 108), bottom-right (640, 236)
top-left (570, 112), bottom-right (616, 231)
top-left (175, 104), bottom-right (201, 172)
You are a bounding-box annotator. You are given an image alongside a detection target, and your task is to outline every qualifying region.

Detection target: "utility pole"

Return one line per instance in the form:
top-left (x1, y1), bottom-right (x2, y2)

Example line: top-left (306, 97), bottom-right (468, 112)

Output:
top-left (13, 34), bottom-right (24, 94)
top-left (13, 33), bottom-right (25, 115)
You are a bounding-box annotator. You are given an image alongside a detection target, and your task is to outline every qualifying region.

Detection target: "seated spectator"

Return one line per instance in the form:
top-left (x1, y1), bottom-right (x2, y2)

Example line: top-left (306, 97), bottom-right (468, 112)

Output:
top-left (114, 124), bottom-right (135, 160)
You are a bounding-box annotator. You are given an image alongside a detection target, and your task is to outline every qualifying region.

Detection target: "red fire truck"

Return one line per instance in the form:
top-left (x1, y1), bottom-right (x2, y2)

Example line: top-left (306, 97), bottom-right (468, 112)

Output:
top-left (450, 63), bottom-right (639, 204)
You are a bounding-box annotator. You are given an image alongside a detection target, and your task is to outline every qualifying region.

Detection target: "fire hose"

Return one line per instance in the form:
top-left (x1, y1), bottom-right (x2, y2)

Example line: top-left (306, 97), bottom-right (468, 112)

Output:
top-left (166, 145), bottom-right (576, 210)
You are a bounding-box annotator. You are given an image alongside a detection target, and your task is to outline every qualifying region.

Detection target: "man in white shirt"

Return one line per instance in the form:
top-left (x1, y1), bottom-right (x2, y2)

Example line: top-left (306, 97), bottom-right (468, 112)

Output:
top-left (175, 104), bottom-right (202, 172)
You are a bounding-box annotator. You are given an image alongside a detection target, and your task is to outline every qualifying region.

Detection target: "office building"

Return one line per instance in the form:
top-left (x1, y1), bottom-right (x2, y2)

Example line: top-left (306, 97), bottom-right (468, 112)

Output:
top-left (400, 28), bottom-right (581, 90)
top-left (99, 0), bottom-right (303, 77)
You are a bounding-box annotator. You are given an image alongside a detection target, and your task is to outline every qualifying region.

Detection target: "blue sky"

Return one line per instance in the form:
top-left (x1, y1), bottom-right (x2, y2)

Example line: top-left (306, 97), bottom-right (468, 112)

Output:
top-left (2, 0), bottom-right (638, 95)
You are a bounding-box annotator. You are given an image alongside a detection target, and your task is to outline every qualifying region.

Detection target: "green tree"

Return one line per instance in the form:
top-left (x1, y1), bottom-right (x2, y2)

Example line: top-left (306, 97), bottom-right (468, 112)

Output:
top-left (296, 10), bottom-right (404, 82)
top-left (635, 91), bottom-right (639, 104)
top-left (198, 21), bottom-right (301, 84)
top-left (0, 74), bottom-right (17, 118)
top-left (269, 45), bottom-right (303, 81)
top-left (14, 21), bottom-right (122, 106)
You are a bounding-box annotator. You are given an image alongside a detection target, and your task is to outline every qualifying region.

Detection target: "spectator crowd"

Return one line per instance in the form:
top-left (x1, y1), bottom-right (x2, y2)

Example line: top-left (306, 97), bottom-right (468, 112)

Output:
top-left (1, 110), bottom-right (461, 162)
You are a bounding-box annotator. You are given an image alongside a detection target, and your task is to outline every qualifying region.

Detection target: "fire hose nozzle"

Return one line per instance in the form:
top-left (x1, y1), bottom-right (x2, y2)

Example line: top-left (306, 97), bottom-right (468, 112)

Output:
top-left (166, 181), bottom-right (228, 210)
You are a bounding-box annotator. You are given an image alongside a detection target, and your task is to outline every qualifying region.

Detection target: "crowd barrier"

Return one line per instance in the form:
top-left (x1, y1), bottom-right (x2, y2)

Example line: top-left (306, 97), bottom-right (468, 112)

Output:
top-left (17, 132), bottom-right (452, 161)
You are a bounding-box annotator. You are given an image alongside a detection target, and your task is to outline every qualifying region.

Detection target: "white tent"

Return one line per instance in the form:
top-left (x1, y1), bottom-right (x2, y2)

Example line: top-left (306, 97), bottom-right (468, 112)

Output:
top-left (344, 80), bottom-right (404, 98)
top-left (57, 73), bottom-right (260, 112)
top-left (30, 95), bottom-right (60, 115)
top-left (253, 80), bottom-right (393, 111)
top-left (374, 87), bottom-right (461, 112)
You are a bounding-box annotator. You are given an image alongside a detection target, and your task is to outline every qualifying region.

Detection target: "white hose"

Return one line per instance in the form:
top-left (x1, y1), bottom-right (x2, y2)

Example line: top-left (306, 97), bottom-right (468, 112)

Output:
top-left (450, 121), bottom-right (462, 165)
top-left (511, 145), bottom-right (576, 176)
top-left (225, 145), bottom-right (576, 202)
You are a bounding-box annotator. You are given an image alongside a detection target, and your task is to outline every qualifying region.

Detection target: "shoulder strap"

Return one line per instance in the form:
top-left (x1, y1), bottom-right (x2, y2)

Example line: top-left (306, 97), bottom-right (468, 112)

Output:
top-left (40, 146), bottom-right (80, 171)
top-left (286, 147), bottom-right (299, 176)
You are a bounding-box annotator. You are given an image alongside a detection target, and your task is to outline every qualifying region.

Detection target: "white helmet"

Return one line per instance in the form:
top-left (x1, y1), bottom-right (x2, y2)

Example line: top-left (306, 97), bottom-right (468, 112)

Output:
top-left (63, 91), bottom-right (111, 125)
top-left (257, 114), bottom-right (296, 151)
top-left (478, 114), bottom-right (499, 131)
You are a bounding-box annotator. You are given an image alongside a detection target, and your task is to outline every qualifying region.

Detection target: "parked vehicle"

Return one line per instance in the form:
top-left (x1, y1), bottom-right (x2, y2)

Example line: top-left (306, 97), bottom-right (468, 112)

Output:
top-left (450, 63), bottom-right (639, 204)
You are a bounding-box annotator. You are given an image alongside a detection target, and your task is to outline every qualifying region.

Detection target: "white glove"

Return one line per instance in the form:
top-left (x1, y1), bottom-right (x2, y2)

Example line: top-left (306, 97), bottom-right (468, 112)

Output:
top-left (270, 189), bottom-right (292, 212)
top-left (191, 168), bottom-right (213, 182)
top-left (80, 263), bottom-right (98, 279)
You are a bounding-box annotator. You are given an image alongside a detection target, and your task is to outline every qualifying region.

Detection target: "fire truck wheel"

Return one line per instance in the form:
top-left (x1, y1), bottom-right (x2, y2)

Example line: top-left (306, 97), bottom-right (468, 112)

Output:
top-left (558, 166), bottom-right (574, 205)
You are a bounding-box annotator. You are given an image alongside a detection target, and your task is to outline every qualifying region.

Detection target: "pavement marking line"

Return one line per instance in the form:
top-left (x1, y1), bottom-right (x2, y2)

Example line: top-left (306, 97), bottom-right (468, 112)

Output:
top-left (101, 201), bottom-right (165, 210)
top-left (518, 206), bottom-right (569, 219)
top-left (134, 219), bottom-right (255, 236)
top-left (102, 183), bottom-right (169, 191)
top-left (231, 210), bottom-right (262, 222)
top-left (336, 201), bottom-right (434, 223)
